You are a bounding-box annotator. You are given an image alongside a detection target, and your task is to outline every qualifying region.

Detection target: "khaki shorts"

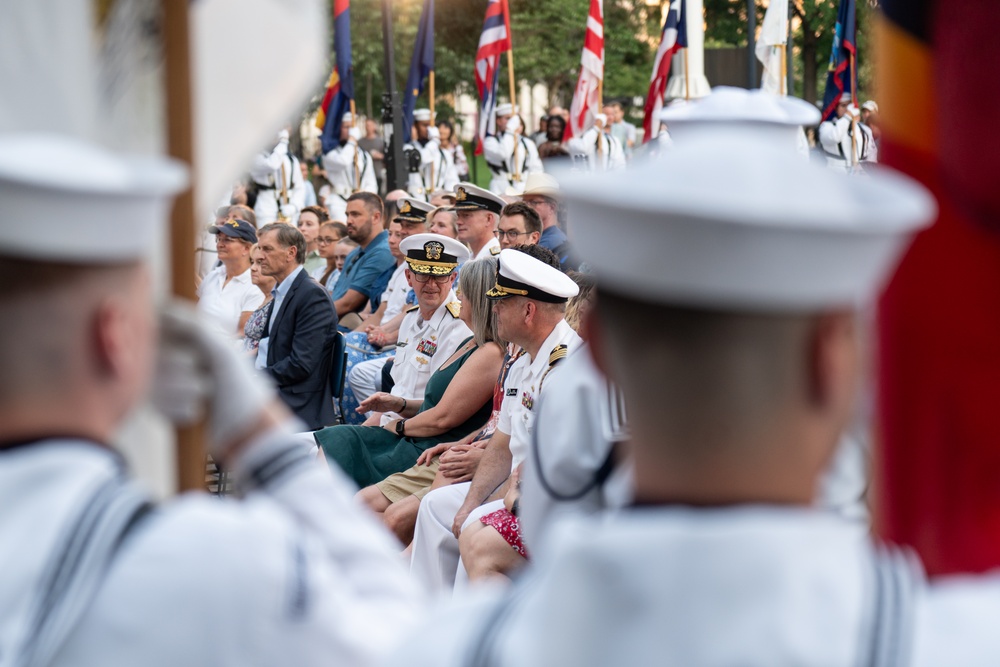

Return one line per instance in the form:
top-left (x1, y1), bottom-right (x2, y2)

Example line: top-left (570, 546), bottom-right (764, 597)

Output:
top-left (376, 457), bottom-right (440, 503)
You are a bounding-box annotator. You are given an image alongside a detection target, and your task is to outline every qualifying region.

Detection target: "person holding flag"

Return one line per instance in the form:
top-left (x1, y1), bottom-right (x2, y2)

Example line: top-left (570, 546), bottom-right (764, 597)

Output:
top-left (483, 104), bottom-right (542, 195)
top-left (565, 0), bottom-right (624, 172)
top-left (249, 129), bottom-right (305, 225)
top-left (322, 112), bottom-right (378, 221)
top-left (642, 0), bottom-right (687, 144)
top-left (406, 109), bottom-right (458, 196)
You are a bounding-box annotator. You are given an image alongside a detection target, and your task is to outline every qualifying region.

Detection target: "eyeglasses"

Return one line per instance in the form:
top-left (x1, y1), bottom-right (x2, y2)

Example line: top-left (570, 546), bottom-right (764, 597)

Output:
top-left (497, 230), bottom-right (527, 240)
top-left (411, 272), bottom-right (455, 284)
top-left (316, 236), bottom-right (340, 244)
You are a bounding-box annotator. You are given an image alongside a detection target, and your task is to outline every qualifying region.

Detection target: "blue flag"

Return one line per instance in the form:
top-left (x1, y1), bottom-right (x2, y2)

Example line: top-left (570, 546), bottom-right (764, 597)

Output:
top-left (402, 0), bottom-right (435, 142)
top-left (821, 0), bottom-right (856, 121)
top-left (320, 0), bottom-right (354, 154)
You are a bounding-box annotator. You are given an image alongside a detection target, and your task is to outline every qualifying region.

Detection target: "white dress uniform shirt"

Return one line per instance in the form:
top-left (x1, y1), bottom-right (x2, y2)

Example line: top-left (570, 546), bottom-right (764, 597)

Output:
top-left (381, 263), bottom-right (412, 321)
top-left (482, 131), bottom-right (543, 195)
top-left (397, 505), bottom-right (1000, 667)
top-left (250, 144), bottom-right (303, 225)
top-left (322, 141), bottom-right (377, 221)
top-left (818, 116), bottom-right (875, 171)
top-left (1, 435), bottom-right (422, 667)
top-left (567, 128), bottom-right (627, 172)
top-left (197, 265), bottom-right (264, 337)
top-left (411, 139), bottom-right (458, 193)
top-left (388, 293), bottom-right (471, 406)
top-left (474, 236), bottom-right (502, 261)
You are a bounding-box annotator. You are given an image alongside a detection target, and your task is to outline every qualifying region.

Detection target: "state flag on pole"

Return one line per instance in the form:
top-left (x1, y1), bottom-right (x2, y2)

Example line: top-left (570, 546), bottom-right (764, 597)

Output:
top-left (317, 0), bottom-right (353, 154)
top-left (642, 0), bottom-right (687, 143)
top-left (474, 0), bottom-right (512, 156)
top-left (402, 0), bottom-right (435, 142)
top-left (820, 0), bottom-right (856, 121)
top-left (755, 0), bottom-right (788, 95)
top-left (567, 0), bottom-right (604, 139)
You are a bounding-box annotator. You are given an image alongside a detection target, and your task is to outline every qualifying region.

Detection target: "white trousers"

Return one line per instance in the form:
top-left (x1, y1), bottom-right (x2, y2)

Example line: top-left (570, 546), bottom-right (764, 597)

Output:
top-left (408, 482), bottom-right (503, 595)
top-left (348, 357), bottom-right (388, 407)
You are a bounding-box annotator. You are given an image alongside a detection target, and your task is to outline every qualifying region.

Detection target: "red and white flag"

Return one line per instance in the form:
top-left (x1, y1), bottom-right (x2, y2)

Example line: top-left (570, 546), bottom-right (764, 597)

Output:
top-left (568, 0), bottom-right (604, 139)
top-left (642, 0), bottom-right (687, 142)
top-left (474, 0), bottom-right (512, 155)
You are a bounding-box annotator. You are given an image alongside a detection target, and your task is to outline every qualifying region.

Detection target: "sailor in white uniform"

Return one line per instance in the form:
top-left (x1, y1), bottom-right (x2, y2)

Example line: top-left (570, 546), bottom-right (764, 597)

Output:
top-left (405, 109), bottom-right (458, 197)
top-left (566, 113), bottom-right (626, 172)
top-left (250, 129), bottom-right (305, 224)
top-left (0, 134), bottom-right (422, 667)
top-left (819, 92), bottom-right (875, 172)
top-left (482, 104), bottom-right (543, 196)
top-left (391, 98), bottom-right (1000, 667)
top-left (322, 112), bottom-right (378, 221)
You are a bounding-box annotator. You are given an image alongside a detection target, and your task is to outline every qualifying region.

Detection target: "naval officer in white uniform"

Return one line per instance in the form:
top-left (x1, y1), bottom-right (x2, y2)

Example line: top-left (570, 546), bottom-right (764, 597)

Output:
top-left (0, 133), bottom-right (421, 667)
top-left (388, 101), bottom-right (1000, 667)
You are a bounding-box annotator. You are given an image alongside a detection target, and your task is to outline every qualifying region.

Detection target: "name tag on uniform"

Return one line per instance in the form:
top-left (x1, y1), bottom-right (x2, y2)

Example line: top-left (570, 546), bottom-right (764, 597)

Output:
top-left (506, 388), bottom-right (518, 397)
top-left (416, 339), bottom-right (438, 356)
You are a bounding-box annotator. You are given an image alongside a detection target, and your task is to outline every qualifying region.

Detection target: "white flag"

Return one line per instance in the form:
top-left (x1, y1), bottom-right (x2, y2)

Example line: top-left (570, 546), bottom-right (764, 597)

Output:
top-left (755, 0), bottom-right (789, 95)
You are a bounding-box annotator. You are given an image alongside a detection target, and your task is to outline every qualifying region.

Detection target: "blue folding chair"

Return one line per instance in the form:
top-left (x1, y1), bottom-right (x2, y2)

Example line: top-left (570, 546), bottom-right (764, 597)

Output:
top-left (329, 331), bottom-right (348, 424)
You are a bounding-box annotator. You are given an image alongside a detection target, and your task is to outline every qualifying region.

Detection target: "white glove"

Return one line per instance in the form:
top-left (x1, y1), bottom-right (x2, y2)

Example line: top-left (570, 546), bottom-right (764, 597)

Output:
top-left (348, 126), bottom-right (362, 143)
top-left (506, 116), bottom-right (521, 133)
top-left (845, 104), bottom-right (860, 120)
top-left (278, 129), bottom-right (290, 144)
top-left (152, 301), bottom-right (274, 458)
top-left (426, 126), bottom-right (441, 142)
top-left (593, 113), bottom-right (608, 130)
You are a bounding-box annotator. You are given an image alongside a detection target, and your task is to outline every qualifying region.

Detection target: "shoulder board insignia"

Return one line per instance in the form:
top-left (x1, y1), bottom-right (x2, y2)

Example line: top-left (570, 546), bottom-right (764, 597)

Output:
top-left (406, 304), bottom-right (420, 313)
top-left (548, 344), bottom-right (568, 368)
top-left (490, 246), bottom-right (501, 256)
top-left (446, 301), bottom-right (461, 318)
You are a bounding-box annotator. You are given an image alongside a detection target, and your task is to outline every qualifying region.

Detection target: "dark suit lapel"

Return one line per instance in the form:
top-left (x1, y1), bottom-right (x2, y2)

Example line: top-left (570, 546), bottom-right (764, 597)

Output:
top-left (268, 268), bottom-right (306, 341)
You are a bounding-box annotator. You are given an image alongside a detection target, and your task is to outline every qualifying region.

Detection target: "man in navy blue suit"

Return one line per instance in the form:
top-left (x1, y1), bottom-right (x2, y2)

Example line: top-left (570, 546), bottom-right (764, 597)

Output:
top-left (255, 223), bottom-right (338, 429)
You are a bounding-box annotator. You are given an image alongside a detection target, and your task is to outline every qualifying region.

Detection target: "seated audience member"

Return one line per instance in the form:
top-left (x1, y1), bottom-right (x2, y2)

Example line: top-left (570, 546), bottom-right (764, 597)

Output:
top-left (498, 202), bottom-right (542, 250)
top-left (430, 191), bottom-right (458, 208)
top-left (312, 220), bottom-right (349, 287)
top-left (331, 192), bottom-right (396, 330)
top-left (324, 237), bottom-right (357, 294)
top-left (339, 200), bottom-right (433, 423)
top-left (198, 219), bottom-right (264, 337)
top-left (298, 205), bottom-right (331, 274)
top-left (453, 183), bottom-right (503, 260)
top-left (358, 343), bottom-right (524, 546)
top-left (521, 173), bottom-right (573, 268)
top-left (242, 244), bottom-right (277, 353)
top-left (313, 256), bottom-right (503, 488)
top-left (458, 270), bottom-right (599, 582)
top-left (429, 206), bottom-right (459, 239)
top-left (408, 245), bottom-right (581, 593)
top-left (255, 223), bottom-right (339, 429)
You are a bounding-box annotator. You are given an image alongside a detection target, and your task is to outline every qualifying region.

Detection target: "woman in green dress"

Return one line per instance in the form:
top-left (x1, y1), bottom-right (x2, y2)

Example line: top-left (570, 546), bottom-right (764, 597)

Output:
top-left (316, 257), bottom-right (505, 487)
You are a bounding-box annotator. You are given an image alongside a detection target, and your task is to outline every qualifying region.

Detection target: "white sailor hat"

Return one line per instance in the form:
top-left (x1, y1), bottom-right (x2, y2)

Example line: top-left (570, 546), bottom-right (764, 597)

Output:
top-left (453, 182), bottom-right (506, 215)
top-left (839, 92), bottom-right (853, 104)
top-left (342, 112), bottom-right (354, 124)
top-left (494, 103), bottom-right (514, 118)
top-left (400, 233), bottom-right (470, 275)
top-left (522, 173), bottom-right (560, 199)
top-left (862, 100), bottom-right (879, 113)
top-left (394, 197), bottom-right (436, 225)
top-left (560, 132), bottom-right (936, 311)
top-left (0, 133), bottom-right (188, 263)
top-left (486, 248), bottom-right (579, 303)
top-left (660, 86), bottom-right (820, 149)
top-left (413, 108), bottom-right (432, 122)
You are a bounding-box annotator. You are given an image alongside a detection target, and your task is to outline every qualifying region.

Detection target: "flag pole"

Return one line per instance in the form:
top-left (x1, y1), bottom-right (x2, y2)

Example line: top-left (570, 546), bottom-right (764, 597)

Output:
top-left (162, 0), bottom-right (207, 492)
top-left (350, 98), bottom-right (361, 191)
top-left (429, 70), bottom-right (436, 190)
top-left (849, 51), bottom-right (858, 168)
top-left (684, 48), bottom-right (691, 100)
top-left (780, 45), bottom-right (787, 96)
top-left (507, 48), bottom-right (521, 182)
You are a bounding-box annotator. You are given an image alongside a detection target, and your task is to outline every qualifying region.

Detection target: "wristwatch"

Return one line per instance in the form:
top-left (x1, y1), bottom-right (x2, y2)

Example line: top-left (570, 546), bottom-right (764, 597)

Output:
top-left (395, 419), bottom-right (407, 437)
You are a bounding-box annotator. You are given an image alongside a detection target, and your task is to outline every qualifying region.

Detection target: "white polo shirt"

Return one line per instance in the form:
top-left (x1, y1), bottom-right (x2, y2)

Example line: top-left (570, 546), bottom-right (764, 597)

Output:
top-left (197, 265), bottom-right (264, 337)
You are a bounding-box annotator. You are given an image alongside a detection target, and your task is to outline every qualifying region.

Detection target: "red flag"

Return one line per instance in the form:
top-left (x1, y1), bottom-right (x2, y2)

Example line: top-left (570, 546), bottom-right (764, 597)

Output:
top-left (876, 0), bottom-right (1000, 577)
top-left (474, 0), bottom-right (512, 155)
top-left (567, 0), bottom-right (604, 139)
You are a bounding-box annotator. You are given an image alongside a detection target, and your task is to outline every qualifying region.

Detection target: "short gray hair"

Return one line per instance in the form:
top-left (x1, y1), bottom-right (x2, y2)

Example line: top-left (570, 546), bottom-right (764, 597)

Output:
top-left (259, 223), bottom-right (306, 265)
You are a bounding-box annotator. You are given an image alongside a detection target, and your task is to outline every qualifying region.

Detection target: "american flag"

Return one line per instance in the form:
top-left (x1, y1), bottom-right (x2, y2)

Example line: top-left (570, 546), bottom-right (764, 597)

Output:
top-left (474, 0), bottom-right (512, 155)
top-left (568, 0), bottom-right (604, 139)
top-left (642, 0), bottom-right (687, 143)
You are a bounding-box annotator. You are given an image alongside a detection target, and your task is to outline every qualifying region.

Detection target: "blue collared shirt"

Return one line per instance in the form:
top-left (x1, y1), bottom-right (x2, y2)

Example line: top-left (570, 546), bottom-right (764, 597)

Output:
top-left (330, 230), bottom-right (395, 305)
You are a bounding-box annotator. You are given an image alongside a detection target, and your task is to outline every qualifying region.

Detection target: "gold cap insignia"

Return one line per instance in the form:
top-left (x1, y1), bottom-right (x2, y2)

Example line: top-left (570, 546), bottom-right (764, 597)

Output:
top-left (456, 187), bottom-right (468, 201)
top-left (425, 241), bottom-right (444, 261)
top-left (225, 219), bottom-right (240, 228)
top-left (399, 200), bottom-right (411, 214)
